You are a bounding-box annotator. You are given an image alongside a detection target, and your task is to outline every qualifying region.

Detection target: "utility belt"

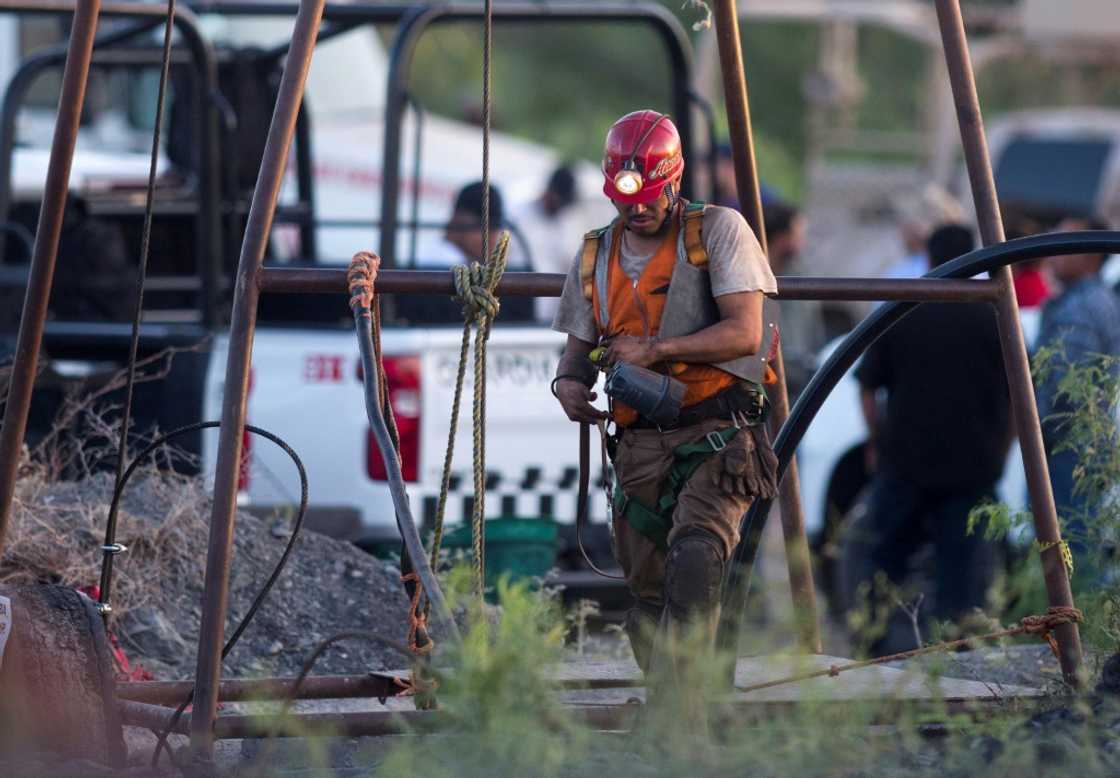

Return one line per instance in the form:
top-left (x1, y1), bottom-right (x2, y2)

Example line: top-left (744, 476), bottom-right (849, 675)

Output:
top-left (625, 380), bottom-right (768, 431)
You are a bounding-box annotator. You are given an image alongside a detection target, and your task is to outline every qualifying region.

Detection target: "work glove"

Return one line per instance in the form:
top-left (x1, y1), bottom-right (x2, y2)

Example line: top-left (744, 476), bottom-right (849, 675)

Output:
top-left (711, 426), bottom-right (778, 500)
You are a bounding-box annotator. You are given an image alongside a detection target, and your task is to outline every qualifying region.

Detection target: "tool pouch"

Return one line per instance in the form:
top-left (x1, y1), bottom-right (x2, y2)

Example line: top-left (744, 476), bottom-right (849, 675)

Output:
top-left (712, 425), bottom-right (779, 500)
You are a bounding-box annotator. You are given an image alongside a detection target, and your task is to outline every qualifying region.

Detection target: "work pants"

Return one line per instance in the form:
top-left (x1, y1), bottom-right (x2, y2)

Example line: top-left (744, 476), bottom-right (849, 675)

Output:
top-left (856, 472), bottom-right (997, 654)
top-left (611, 416), bottom-right (753, 611)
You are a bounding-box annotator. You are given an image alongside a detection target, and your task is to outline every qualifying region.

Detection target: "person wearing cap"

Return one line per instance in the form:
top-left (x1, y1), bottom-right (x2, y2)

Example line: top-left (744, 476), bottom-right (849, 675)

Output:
top-left (550, 110), bottom-right (779, 684)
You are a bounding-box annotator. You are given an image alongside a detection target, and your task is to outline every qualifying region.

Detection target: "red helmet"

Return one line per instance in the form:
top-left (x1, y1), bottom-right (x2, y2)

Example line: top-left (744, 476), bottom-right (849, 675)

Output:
top-left (602, 110), bottom-right (684, 205)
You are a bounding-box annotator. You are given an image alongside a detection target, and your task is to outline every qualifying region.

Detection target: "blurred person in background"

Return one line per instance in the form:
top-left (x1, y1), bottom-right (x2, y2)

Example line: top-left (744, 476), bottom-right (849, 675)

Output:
top-left (513, 165), bottom-right (579, 323)
top-left (884, 184), bottom-right (965, 279)
top-left (1005, 211), bottom-right (1051, 309)
top-left (711, 142), bottom-right (779, 212)
top-left (853, 223), bottom-right (1008, 655)
top-left (1034, 216), bottom-right (1120, 562)
top-left (764, 199), bottom-right (825, 400)
top-left (402, 180), bottom-right (532, 323)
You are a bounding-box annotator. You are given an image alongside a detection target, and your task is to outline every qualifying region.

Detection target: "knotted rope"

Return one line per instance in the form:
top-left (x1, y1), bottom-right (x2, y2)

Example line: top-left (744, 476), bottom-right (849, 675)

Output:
top-left (1036, 538), bottom-right (1075, 576)
top-left (429, 231), bottom-right (511, 599)
top-left (347, 250), bottom-right (379, 316)
top-left (735, 606), bottom-right (1083, 695)
top-left (349, 250), bottom-right (456, 711)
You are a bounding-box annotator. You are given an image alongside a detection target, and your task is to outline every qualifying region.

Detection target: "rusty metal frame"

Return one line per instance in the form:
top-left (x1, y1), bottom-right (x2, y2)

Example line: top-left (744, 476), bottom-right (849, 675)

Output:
top-left (712, 0), bottom-right (821, 652)
top-left (0, 0), bottom-right (103, 552)
top-left (933, 0), bottom-right (1082, 683)
top-left (0, 0), bottom-right (1095, 756)
top-left (116, 681), bottom-right (1039, 740)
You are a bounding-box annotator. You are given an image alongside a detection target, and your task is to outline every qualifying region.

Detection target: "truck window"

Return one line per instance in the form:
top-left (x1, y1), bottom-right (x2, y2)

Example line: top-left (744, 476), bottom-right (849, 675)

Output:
top-left (995, 136), bottom-right (1111, 217)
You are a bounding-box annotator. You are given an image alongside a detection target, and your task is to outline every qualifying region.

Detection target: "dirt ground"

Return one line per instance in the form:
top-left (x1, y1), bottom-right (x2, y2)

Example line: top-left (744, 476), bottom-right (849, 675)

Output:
top-left (1, 470), bottom-right (426, 680)
top-left (3, 470), bottom-right (1118, 777)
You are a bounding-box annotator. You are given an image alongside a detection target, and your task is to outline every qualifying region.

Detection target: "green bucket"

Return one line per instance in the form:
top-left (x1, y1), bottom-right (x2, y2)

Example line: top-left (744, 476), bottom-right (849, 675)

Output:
top-left (443, 516), bottom-right (558, 591)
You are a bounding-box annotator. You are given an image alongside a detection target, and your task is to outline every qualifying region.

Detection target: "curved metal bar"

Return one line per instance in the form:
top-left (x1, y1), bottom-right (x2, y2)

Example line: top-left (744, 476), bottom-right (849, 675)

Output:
top-left (717, 229), bottom-right (1120, 651)
top-left (378, 2), bottom-right (693, 268)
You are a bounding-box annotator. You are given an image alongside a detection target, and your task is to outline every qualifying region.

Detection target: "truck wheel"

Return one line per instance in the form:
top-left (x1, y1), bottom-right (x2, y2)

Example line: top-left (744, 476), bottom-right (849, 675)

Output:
top-left (0, 583), bottom-right (126, 767)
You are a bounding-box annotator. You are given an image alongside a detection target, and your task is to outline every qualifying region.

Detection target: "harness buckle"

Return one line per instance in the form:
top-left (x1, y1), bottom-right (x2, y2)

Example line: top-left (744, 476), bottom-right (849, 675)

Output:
top-left (706, 430), bottom-right (728, 452)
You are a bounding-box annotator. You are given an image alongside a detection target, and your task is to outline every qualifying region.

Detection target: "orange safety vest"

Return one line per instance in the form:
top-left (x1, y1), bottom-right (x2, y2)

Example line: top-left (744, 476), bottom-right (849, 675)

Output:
top-left (591, 213), bottom-right (737, 427)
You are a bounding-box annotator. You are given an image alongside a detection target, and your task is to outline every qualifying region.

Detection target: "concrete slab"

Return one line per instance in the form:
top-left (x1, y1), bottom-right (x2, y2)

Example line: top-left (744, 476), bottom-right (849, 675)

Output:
top-left (553, 653), bottom-right (1040, 708)
top-left (370, 653), bottom-right (1045, 708)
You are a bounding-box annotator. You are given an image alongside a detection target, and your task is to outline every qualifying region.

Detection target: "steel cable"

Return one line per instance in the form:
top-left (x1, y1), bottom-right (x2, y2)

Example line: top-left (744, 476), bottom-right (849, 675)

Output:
top-left (98, 0), bottom-right (177, 620)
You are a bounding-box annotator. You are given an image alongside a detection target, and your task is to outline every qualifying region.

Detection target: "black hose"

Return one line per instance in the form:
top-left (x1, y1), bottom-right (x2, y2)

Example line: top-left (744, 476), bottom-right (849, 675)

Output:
top-left (352, 307), bottom-right (461, 645)
top-left (132, 421), bottom-right (309, 766)
top-left (716, 229), bottom-right (1120, 656)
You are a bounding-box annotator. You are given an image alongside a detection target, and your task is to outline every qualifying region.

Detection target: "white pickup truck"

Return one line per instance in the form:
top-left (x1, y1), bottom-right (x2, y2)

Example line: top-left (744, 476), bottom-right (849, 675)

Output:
top-left (1, 8), bottom-right (630, 561)
top-left (203, 324), bottom-right (610, 546)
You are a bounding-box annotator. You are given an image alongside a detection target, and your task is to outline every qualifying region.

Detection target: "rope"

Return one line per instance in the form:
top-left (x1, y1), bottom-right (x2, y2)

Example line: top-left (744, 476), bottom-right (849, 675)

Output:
top-left (98, 0), bottom-right (177, 622)
top-left (401, 571), bottom-right (434, 657)
top-left (350, 251), bottom-right (458, 714)
top-left (449, 233), bottom-right (510, 597)
top-left (1036, 538), bottom-right (1075, 576)
top-left (734, 606), bottom-right (1083, 695)
top-left (348, 251), bottom-right (458, 635)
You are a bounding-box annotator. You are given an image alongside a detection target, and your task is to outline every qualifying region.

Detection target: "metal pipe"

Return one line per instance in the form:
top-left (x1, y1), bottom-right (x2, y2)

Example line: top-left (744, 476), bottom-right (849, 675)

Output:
top-left (118, 674), bottom-right (402, 705)
top-left (294, 99), bottom-right (317, 261)
top-left (121, 690), bottom-right (1033, 742)
top-left (712, 0), bottom-right (821, 653)
top-left (119, 700), bottom-right (191, 735)
top-left (190, 0), bottom-right (326, 759)
top-left (0, 0), bottom-right (101, 552)
top-left (933, 0), bottom-right (1082, 687)
top-left (117, 671), bottom-right (646, 707)
top-left (256, 267), bottom-right (1001, 301)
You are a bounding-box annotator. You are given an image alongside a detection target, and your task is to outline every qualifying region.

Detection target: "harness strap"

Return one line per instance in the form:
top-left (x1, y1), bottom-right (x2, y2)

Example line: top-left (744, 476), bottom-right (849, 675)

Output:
top-left (579, 226), bottom-right (609, 301)
top-left (682, 200), bottom-right (707, 268)
top-left (614, 425), bottom-right (739, 550)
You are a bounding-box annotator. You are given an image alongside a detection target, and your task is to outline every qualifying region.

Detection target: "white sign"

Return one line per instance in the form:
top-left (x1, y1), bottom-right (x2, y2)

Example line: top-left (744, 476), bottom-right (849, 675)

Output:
top-left (1024, 0), bottom-right (1120, 41)
top-left (0, 596), bottom-right (11, 671)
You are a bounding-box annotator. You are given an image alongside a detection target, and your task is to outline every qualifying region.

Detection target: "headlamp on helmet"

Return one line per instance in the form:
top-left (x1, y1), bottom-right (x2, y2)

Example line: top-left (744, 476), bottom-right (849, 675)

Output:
top-left (613, 166), bottom-right (643, 196)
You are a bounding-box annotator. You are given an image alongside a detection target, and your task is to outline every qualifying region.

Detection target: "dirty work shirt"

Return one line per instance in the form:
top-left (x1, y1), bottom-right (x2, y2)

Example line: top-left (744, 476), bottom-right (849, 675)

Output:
top-left (551, 204), bottom-right (777, 344)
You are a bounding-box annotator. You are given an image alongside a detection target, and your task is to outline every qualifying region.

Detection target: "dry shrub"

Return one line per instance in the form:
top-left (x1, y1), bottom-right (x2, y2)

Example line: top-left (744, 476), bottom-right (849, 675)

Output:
top-left (0, 343), bottom-right (212, 622)
top-left (0, 460), bottom-right (210, 622)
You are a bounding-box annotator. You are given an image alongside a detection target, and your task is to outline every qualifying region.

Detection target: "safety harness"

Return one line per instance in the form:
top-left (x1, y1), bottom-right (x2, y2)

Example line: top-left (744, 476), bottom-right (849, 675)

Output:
top-left (611, 426), bottom-right (742, 551)
top-left (575, 201), bottom-right (769, 552)
top-left (579, 200), bottom-right (708, 301)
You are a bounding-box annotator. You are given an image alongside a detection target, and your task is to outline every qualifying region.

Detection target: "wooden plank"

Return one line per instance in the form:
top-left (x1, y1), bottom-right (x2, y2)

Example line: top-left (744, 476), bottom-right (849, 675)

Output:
top-left (549, 654), bottom-right (1042, 705)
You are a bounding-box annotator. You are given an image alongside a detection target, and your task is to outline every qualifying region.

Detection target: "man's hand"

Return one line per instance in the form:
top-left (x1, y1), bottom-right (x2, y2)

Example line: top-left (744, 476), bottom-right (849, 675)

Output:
top-left (604, 336), bottom-right (659, 368)
top-left (555, 379), bottom-right (609, 423)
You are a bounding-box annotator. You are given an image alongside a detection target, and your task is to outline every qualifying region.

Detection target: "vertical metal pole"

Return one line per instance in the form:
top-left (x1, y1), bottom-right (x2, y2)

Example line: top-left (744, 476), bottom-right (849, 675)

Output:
top-left (933, 0), bottom-right (1082, 685)
top-left (0, 0), bottom-right (101, 553)
top-left (189, 0), bottom-right (326, 760)
top-left (712, 0), bottom-right (822, 653)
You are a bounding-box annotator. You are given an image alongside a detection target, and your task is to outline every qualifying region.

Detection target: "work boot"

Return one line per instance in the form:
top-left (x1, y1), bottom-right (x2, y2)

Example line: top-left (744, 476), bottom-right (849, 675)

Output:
top-left (647, 529), bottom-right (725, 736)
top-left (624, 599), bottom-right (662, 674)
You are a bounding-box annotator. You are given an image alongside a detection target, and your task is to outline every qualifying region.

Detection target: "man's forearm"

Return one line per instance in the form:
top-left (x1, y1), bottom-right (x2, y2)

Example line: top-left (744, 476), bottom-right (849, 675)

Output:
top-left (653, 318), bottom-right (762, 365)
top-left (556, 335), bottom-right (598, 385)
